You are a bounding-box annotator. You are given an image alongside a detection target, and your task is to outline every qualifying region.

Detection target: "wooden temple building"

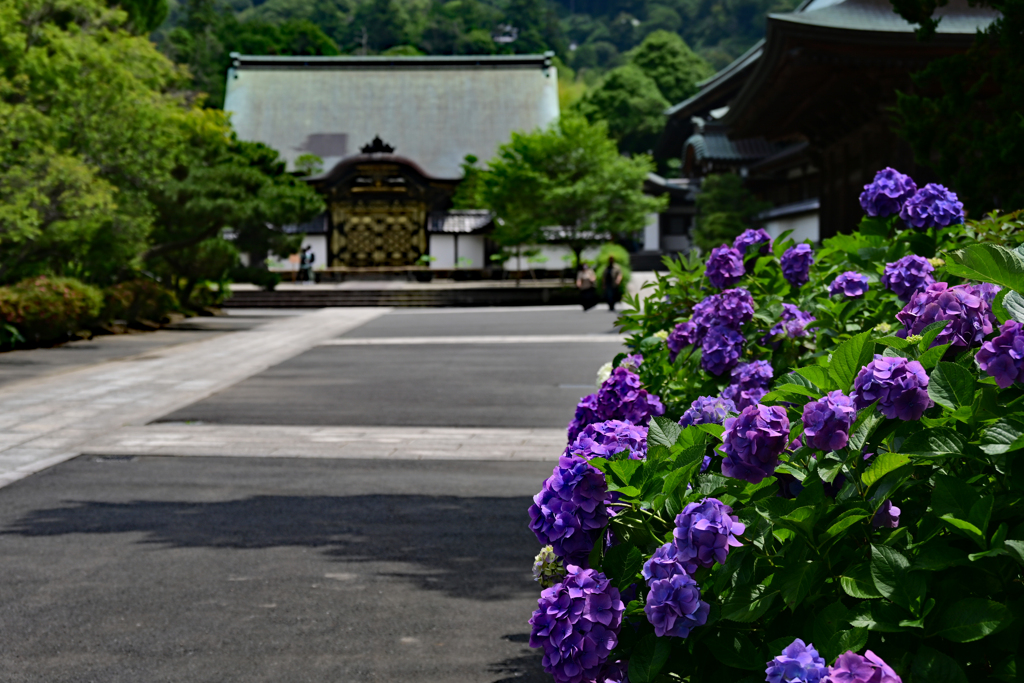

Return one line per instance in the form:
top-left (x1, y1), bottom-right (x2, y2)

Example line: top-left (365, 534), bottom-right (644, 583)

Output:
top-left (658, 0), bottom-right (998, 242)
top-left (223, 54), bottom-right (559, 270)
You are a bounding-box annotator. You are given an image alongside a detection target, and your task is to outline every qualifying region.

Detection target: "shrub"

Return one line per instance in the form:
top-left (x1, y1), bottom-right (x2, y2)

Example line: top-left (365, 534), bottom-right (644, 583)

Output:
top-left (103, 280), bottom-right (180, 323)
top-left (528, 171), bottom-right (1024, 683)
top-left (0, 276), bottom-right (102, 343)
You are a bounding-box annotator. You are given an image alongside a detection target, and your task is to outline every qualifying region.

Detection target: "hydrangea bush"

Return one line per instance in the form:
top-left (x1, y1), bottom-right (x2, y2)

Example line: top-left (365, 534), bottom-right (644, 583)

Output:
top-left (525, 168), bottom-right (1024, 683)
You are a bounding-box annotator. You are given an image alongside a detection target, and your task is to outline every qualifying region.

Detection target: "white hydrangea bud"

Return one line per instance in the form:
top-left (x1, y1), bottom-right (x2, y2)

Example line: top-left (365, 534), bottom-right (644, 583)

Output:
top-left (595, 361), bottom-right (613, 387)
top-left (532, 546), bottom-right (565, 588)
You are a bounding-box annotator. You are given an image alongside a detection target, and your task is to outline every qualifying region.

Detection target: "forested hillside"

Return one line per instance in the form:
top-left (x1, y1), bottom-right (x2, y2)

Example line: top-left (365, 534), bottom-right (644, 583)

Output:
top-left (156, 0), bottom-right (797, 108)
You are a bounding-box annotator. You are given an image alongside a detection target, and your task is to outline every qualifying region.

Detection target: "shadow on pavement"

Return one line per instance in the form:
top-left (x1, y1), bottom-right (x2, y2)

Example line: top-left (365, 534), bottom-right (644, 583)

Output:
top-left (2, 493), bottom-right (539, 602)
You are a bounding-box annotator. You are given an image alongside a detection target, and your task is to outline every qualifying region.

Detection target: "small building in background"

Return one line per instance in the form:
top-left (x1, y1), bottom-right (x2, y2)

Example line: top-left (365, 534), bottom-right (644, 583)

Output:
top-left (224, 53), bottom-right (559, 271)
top-left (658, 0), bottom-right (998, 243)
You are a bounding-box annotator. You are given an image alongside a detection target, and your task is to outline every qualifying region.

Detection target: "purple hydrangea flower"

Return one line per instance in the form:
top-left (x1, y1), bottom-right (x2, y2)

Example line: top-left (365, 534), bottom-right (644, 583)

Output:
top-left (529, 456), bottom-right (610, 562)
top-left (882, 256), bottom-right (935, 302)
top-left (978, 283), bottom-right (1002, 307)
top-left (567, 420), bottom-right (648, 461)
top-left (802, 390), bottom-right (857, 452)
top-left (781, 244), bottom-right (814, 288)
top-left (641, 542), bottom-right (688, 582)
top-left (900, 183), bottom-right (964, 229)
top-left (722, 360), bottom-right (774, 411)
top-left (644, 573), bottom-right (710, 638)
top-left (596, 367), bottom-right (665, 426)
top-left (766, 639), bottom-right (829, 683)
top-left (769, 303), bottom-right (817, 341)
top-left (667, 321), bottom-right (700, 362)
top-left (691, 288), bottom-right (755, 335)
top-left (872, 499), bottom-right (901, 529)
top-left (672, 498), bottom-right (745, 572)
top-left (679, 395), bottom-right (736, 428)
top-left (852, 355), bottom-right (932, 421)
top-left (701, 325), bottom-right (744, 376)
top-left (529, 565), bottom-right (624, 683)
top-left (829, 272), bottom-right (870, 299)
top-left (734, 228), bottom-right (773, 257)
top-left (977, 320), bottom-right (1024, 388)
top-left (895, 282), bottom-right (994, 348)
top-left (567, 393), bottom-right (600, 444)
top-left (621, 354), bottom-right (643, 372)
top-left (705, 245), bottom-right (746, 289)
top-left (826, 650), bottom-right (902, 683)
top-left (720, 404), bottom-right (791, 483)
top-left (859, 168), bottom-right (918, 218)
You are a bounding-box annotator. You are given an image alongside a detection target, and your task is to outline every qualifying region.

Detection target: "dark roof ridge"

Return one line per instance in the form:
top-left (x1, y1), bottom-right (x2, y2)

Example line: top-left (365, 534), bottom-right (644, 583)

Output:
top-left (229, 52), bottom-right (554, 70)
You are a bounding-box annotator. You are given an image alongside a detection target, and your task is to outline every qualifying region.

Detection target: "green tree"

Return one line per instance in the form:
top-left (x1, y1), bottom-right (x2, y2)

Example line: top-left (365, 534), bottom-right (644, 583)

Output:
top-left (480, 114), bottom-right (666, 275)
top-left (144, 113), bottom-right (324, 301)
top-left (451, 155), bottom-right (484, 209)
top-left (113, 0), bottom-right (169, 33)
top-left (0, 0), bottom-right (190, 284)
top-left (575, 64), bottom-right (671, 155)
top-left (629, 30), bottom-right (712, 104)
top-left (692, 173), bottom-right (770, 250)
top-left (890, 0), bottom-right (1024, 214)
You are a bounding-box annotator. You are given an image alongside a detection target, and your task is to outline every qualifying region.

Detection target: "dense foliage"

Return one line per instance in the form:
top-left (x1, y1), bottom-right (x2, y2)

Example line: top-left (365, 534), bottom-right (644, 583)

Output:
top-left (157, 0), bottom-right (792, 104)
top-left (0, 0), bottom-right (322, 312)
top-left (527, 169), bottom-right (1024, 683)
top-left (479, 114), bottom-right (665, 269)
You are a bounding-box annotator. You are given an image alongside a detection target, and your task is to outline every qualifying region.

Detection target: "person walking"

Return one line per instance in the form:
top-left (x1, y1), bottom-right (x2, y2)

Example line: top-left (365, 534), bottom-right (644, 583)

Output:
top-left (603, 255), bottom-right (623, 312)
top-left (576, 262), bottom-right (598, 311)
top-left (298, 246), bottom-right (315, 284)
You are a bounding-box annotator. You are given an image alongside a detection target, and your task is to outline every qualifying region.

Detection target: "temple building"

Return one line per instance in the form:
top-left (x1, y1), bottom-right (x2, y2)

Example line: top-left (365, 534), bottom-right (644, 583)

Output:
top-left (224, 53), bottom-right (559, 270)
top-left (658, 0), bottom-right (998, 242)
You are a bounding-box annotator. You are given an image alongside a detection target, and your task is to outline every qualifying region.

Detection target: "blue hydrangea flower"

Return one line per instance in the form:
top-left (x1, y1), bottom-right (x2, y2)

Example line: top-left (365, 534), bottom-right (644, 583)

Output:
top-left (567, 420), bottom-right (648, 461)
top-left (882, 255), bottom-right (935, 302)
top-left (852, 355), bottom-right (932, 421)
top-left (673, 498), bottom-right (745, 572)
top-left (641, 542), bottom-right (688, 582)
top-left (781, 244), bottom-right (814, 288)
top-left (701, 325), bottom-right (744, 376)
top-left (720, 404), bottom-right (791, 483)
top-left (705, 245), bottom-right (745, 289)
top-left (733, 228), bottom-right (773, 257)
top-left (596, 367), bottom-right (665, 426)
top-left (828, 650), bottom-right (902, 683)
top-left (765, 638), bottom-right (829, 683)
top-left (900, 183), bottom-right (964, 229)
top-left (768, 304), bottom-right (817, 341)
top-left (859, 168), bottom-right (917, 218)
top-left (872, 499), bottom-right (901, 529)
top-left (644, 573), bottom-right (710, 638)
top-left (678, 395), bottom-right (736, 428)
top-left (529, 565), bottom-right (624, 683)
top-left (529, 456), bottom-right (610, 562)
top-left (722, 360), bottom-right (774, 411)
top-left (802, 390), bottom-right (857, 452)
top-left (978, 320), bottom-right (1024, 388)
top-left (667, 321), bottom-right (701, 362)
top-left (895, 282), bottom-right (994, 348)
top-left (829, 271), bottom-right (870, 299)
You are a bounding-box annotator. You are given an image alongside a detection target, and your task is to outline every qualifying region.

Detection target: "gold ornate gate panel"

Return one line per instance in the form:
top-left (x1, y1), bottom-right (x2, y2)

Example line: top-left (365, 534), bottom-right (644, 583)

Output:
top-left (330, 200), bottom-right (426, 267)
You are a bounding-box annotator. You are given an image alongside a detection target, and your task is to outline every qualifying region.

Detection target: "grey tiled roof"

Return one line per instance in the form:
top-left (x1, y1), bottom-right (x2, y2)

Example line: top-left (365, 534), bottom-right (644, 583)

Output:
top-left (224, 54), bottom-right (560, 179)
top-left (772, 0), bottom-right (998, 32)
top-left (685, 130), bottom-right (780, 163)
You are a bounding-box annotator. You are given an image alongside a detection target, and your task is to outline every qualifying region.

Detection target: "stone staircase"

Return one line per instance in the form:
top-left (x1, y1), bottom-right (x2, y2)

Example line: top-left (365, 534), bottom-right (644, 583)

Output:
top-left (223, 284), bottom-right (580, 308)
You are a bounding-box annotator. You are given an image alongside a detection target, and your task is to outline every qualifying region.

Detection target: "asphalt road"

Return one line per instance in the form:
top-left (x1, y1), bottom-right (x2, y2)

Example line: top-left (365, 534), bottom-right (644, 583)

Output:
top-left (160, 307), bottom-right (623, 428)
top-left (0, 455), bottom-right (556, 683)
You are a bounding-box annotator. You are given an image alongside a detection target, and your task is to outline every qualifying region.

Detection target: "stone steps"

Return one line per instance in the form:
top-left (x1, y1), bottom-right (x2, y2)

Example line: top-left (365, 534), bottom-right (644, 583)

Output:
top-left (223, 286), bottom-right (580, 308)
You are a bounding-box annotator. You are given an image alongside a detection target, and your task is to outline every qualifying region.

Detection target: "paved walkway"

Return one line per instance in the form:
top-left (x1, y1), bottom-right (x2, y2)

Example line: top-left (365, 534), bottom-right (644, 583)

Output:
top-left (0, 308), bottom-right (387, 488)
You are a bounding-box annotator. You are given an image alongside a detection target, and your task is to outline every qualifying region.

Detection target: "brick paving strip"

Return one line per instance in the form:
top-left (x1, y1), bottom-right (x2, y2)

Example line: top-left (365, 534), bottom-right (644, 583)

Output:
top-left (0, 308), bottom-right (388, 488)
top-left (0, 308), bottom-right (594, 489)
